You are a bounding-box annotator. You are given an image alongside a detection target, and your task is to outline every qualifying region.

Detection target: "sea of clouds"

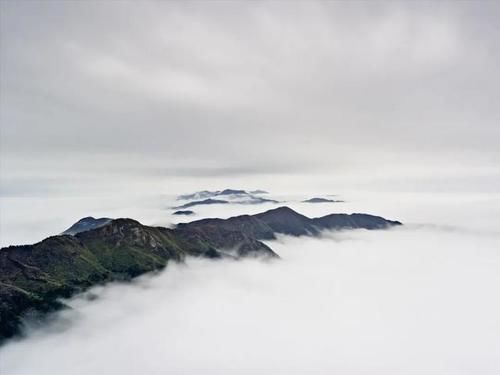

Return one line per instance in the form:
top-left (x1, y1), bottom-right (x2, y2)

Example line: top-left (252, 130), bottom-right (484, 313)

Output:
top-left (1, 188), bottom-right (500, 374)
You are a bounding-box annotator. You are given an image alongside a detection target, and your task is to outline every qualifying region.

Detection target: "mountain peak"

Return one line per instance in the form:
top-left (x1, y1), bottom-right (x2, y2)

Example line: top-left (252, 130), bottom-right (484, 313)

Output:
top-left (62, 216), bottom-right (112, 236)
top-left (254, 206), bottom-right (318, 236)
top-left (219, 189), bottom-right (247, 195)
top-left (256, 206), bottom-right (305, 217)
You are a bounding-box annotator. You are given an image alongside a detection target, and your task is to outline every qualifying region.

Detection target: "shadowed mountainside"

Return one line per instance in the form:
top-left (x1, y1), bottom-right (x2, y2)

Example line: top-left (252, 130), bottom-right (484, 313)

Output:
top-left (62, 216), bottom-right (112, 235)
top-left (0, 207), bottom-right (401, 342)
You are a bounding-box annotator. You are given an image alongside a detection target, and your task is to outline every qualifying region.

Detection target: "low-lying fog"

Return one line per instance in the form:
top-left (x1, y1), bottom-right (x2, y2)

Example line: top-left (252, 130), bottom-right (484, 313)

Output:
top-left (1, 189), bottom-right (500, 374)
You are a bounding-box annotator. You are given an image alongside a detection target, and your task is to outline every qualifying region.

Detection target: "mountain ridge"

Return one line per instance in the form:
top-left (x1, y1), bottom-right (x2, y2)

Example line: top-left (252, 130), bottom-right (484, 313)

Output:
top-left (0, 206), bottom-right (401, 342)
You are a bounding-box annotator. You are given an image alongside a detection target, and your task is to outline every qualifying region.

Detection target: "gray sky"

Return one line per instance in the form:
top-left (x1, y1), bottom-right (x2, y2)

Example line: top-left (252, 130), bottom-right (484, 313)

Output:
top-left (1, 0), bottom-right (500, 185)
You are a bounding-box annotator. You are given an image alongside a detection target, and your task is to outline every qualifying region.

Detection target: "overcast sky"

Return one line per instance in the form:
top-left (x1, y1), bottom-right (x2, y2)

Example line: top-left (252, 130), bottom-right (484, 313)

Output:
top-left (1, 0), bottom-right (500, 188)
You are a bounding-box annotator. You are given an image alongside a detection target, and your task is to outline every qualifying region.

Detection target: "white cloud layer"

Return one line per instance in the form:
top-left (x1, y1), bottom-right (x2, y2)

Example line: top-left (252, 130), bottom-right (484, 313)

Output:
top-left (2, 224), bottom-right (500, 374)
top-left (1, 193), bottom-right (500, 374)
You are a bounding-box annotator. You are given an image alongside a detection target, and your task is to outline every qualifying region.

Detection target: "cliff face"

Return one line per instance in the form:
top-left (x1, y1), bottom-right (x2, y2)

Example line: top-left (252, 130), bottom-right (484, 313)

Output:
top-left (0, 207), bottom-right (401, 342)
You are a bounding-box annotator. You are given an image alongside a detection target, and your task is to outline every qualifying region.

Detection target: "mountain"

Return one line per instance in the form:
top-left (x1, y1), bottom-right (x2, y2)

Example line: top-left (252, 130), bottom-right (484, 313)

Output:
top-left (177, 190), bottom-right (219, 201)
top-left (0, 219), bottom-right (235, 342)
top-left (174, 198), bottom-right (229, 209)
top-left (218, 189), bottom-right (247, 196)
top-left (249, 190), bottom-right (268, 194)
top-left (175, 189), bottom-right (278, 208)
top-left (243, 196), bottom-right (278, 204)
top-left (313, 213), bottom-right (401, 230)
top-left (0, 207), bottom-right (401, 342)
top-left (254, 206), bottom-right (319, 236)
top-left (303, 197), bottom-right (342, 203)
top-left (172, 210), bottom-right (195, 216)
top-left (177, 188), bottom-right (269, 200)
top-left (62, 216), bottom-right (112, 235)
top-left (174, 197), bottom-right (278, 210)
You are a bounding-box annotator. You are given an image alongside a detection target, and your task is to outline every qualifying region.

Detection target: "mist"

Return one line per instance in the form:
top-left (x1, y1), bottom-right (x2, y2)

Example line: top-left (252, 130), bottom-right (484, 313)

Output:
top-left (1, 192), bottom-right (500, 374)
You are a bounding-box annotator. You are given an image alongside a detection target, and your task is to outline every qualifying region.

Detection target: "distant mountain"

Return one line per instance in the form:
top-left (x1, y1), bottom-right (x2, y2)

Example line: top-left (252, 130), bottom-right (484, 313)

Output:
top-left (174, 198), bottom-right (229, 209)
top-left (313, 213), bottom-right (399, 230)
top-left (231, 196), bottom-right (278, 205)
top-left (174, 193), bottom-right (278, 209)
top-left (217, 189), bottom-right (247, 196)
top-left (302, 197), bottom-right (343, 203)
top-left (175, 189), bottom-right (278, 207)
top-left (62, 217), bottom-right (112, 235)
top-left (249, 189), bottom-right (268, 194)
top-left (0, 206), bottom-right (401, 342)
top-left (173, 210), bottom-right (195, 216)
top-left (177, 190), bottom-right (219, 201)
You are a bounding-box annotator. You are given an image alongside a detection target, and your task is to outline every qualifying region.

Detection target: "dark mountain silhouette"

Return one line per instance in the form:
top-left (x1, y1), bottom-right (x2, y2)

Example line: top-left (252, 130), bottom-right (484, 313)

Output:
top-left (174, 198), bottom-right (229, 209)
top-left (172, 210), bottom-right (195, 216)
top-left (175, 189), bottom-right (278, 208)
top-left (218, 189), bottom-right (247, 195)
top-left (62, 217), bottom-right (112, 235)
top-left (303, 197), bottom-right (343, 203)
